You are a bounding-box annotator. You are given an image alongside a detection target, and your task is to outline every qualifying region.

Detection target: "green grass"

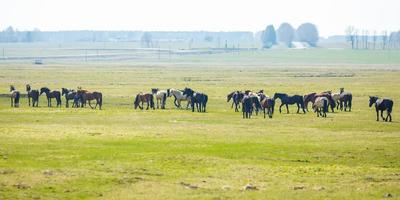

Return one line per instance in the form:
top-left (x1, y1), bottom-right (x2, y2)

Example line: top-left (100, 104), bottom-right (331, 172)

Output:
top-left (0, 46), bottom-right (399, 199)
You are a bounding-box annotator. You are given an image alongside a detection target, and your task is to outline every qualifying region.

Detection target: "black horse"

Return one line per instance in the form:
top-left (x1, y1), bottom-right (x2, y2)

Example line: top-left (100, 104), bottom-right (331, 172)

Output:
top-left (242, 95), bottom-right (253, 118)
top-left (227, 91), bottom-right (244, 112)
top-left (26, 84), bottom-right (39, 107)
top-left (339, 88), bottom-right (352, 111)
top-left (369, 96), bottom-right (393, 122)
top-left (40, 87), bottom-right (62, 107)
top-left (183, 88), bottom-right (208, 112)
top-left (273, 93), bottom-right (305, 114)
top-left (250, 95), bottom-right (262, 115)
top-left (62, 88), bottom-right (78, 108)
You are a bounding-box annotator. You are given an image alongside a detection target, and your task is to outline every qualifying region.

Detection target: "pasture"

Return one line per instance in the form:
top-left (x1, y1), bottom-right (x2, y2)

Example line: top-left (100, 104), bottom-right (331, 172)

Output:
top-left (0, 46), bottom-right (399, 199)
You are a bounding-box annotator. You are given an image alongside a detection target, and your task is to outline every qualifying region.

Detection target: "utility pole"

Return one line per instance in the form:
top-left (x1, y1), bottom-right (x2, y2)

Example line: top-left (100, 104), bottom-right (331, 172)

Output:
top-left (2, 48), bottom-right (4, 59)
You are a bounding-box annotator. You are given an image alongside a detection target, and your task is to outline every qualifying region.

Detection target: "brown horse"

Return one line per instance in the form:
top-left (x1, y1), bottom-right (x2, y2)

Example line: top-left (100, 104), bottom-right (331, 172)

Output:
top-left (134, 93), bottom-right (155, 110)
top-left (10, 85), bottom-right (20, 107)
top-left (260, 97), bottom-right (275, 118)
top-left (77, 89), bottom-right (103, 109)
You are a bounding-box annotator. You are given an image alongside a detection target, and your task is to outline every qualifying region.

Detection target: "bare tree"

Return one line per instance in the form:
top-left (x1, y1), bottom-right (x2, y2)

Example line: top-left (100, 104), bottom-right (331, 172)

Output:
top-left (345, 26), bottom-right (356, 49)
top-left (372, 30), bottom-right (377, 50)
top-left (364, 30), bottom-right (369, 49)
top-left (355, 29), bottom-right (359, 49)
top-left (382, 30), bottom-right (388, 50)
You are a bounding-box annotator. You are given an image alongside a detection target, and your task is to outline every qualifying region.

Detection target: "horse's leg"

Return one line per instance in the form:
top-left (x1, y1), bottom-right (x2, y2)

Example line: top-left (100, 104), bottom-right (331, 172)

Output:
top-left (296, 103), bottom-right (300, 113)
top-left (380, 110), bottom-right (385, 121)
top-left (376, 108), bottom-right (379, 121)
top-left (388, 111), bottom-right (392, 122)
top-left (286, 104), bottom-right (289, 114)
top-left (28, 96), bottom-right (31, 106)
top-left (279, 103), bottom-right (283, 113)
top-left (88, 100), bottom-right (94, 109)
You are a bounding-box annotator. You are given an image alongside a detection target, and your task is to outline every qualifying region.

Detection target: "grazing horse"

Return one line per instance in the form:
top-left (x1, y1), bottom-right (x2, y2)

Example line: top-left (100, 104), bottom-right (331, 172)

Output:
top-left (227, 91), bottom-right (244, 112)
top-left (274, 93), bottom-right (305, 114)
top-left (261, 97), bottom-right (275, 118)
top-left (304, 92), bottom-right (336, 112)
top-left (242, 95), bottom-right (253, 118)
top-left (77, 89), bottom-right (103, 109)
top-left (182, 88), bottom-right (208, 112)
top-left (40, 87), bottom-right (61, 107)
top-left (339, 88), bottom-right (352, 111)
top-left (169, 88), bottom-right (191, 109)
top-left (26, 84), bottom-right (39, 107)
top-left (9, 85), bottom-right (20, 107)
top-left (312, 97), bottom-right (329, 117)
top-left (62, 88), bottom-right (78, 108)
top-left (134, 92), bottom-right (155, 110)
top-left (151, 88), bottom-right (168, 109)
top-left (369, 96), bottom-right (393, 122)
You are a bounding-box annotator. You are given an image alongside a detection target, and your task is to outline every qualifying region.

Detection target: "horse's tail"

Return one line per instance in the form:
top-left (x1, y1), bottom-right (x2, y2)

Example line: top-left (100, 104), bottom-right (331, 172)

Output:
top-left (134, 94), bottom-right (140, 109)
top-left (150, 94), bottom-right (155, 108)
top-left (388, 100), bottom-right (393, 113)
top-left (323, 99), bottom-right (328, 113)
top-left (15, 92), bottom-right (20, 106)
top-left (162, 93), bottom-right (167, 108)
top-left (348, 94), bottom-right (352, 109)
top-left (98, 93), bottom-right (103, 109)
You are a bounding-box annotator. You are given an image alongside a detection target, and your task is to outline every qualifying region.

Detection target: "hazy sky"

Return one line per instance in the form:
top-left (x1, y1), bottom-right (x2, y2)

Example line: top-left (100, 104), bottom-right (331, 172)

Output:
top-left (1, 0), bottom-right (399, 37)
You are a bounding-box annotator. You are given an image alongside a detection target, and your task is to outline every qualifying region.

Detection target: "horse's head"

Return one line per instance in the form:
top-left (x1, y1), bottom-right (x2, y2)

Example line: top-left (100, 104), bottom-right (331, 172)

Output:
top-left (369, 96), bottom-right (378, 107)
top-left (134, 94), bottom-right (140, 109)
top-left (244, 90), bottom-right (251, 95)
top-left (273, 93), bottom-right (281, 100)
top-left (40, 87), bottom-right (49, 95)
top-left (183, 88), bottom-right (194, 97)
top-left (340, 88), bottom-right (344, 94)
top-left (26, 84), bottom-right (31, 92)
top-left (61, 88), bottom-right (68, 96)
top-left (10, 85), bottom-right (15, 92)
top-left (227, 91), bottom-right (235, 102)
top-left (166, 88), bottom-right (171, 97)
top-left (151, 88), bottom-right (158, 94)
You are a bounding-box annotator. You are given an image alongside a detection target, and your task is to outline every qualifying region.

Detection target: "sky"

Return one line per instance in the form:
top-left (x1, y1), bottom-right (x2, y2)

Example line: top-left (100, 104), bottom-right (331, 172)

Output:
top-left (1, 0), bottom-right (399, 37)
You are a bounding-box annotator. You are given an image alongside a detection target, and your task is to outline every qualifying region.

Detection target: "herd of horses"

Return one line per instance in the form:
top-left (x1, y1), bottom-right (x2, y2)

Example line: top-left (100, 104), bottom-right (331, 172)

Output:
top-left (7, 85), bottom-right (394, 122)
top-left (227, 88), bottom-right (393, 122)
top-left (134, 88), bottom-right (208, 112)
top-left (9, 85), bottom-right (103, 109)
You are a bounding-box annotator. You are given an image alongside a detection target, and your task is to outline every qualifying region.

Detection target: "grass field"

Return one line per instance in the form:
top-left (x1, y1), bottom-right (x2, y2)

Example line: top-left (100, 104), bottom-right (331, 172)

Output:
top-left (0, 46), bottom-right (399, 199)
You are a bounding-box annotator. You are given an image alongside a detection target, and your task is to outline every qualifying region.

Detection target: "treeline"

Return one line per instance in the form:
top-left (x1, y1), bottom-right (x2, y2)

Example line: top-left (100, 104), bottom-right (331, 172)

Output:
top-left (346, 26), bottom-right (400, 50)
top-left (260, 23), bottom-right (319, 48)
top-left (0, 26), bottom-right (254, 44)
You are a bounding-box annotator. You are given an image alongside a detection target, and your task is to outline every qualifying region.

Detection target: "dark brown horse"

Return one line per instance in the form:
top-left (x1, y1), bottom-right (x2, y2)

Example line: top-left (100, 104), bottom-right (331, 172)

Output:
top-left (134, 93), bottom-right (155, 110)
top-left (26, 84), bottom-right (39, 107)
top-left (77, 89), bottom-right (103, 109)
top-left (339, 88), bottom-right (352, 111)
top-left (10, 85), bottom-right (20, 107)
top-left (40, 87), bottom-right (61, 107)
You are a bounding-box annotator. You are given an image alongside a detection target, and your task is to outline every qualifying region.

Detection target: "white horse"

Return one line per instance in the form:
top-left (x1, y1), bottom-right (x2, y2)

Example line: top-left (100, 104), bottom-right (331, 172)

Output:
top-left (151, 88), bottom-right (169, 109)
top-left (312, 96), bottom-right (328, 117)
top-left (168, 88), bottom-right (191, 109)
top-left (331, 93), bottom-right (341, 110)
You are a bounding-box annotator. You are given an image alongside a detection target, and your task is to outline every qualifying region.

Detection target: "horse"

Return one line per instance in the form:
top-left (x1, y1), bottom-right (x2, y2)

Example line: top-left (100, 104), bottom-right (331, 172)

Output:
top-left (62, 88), bottom-right (78, 108)
top-left (182, 88), bottom-right (208, 112)
top-left (250, 94), bottom-right (262, 115)
top-left (242, 95), bottom-right (253, 118)
top-left (331, 92), bottom-right (341, 110)
top-left (261, 97), bottom-right (275, 118)
top-left (369, 96), bottom-right (393, 122)
top-left (151, 88), bottom-right (168, 109)
top-left (304, 92), bottom-right (336, 112)
top-left (9, 85), bottom-right (20, 107)
top-left (134, 92), bottom-right (155, 110)
top-left (339, 88), bottom-right (352, 111)
top-left (168, 88), bottom-right (191, 109)
top-left (312, 97), bottom-right (329, 117)
top-left (227, 91), bottom-right (244, 112)
top-left (77, 89), bottom-right (103, 109)
top-left (273, 93), bottom-right (305, 114)
top-left (40, 87), bottom-right (61, 107)
top-left (26, 84), bottom-right (39, 107)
